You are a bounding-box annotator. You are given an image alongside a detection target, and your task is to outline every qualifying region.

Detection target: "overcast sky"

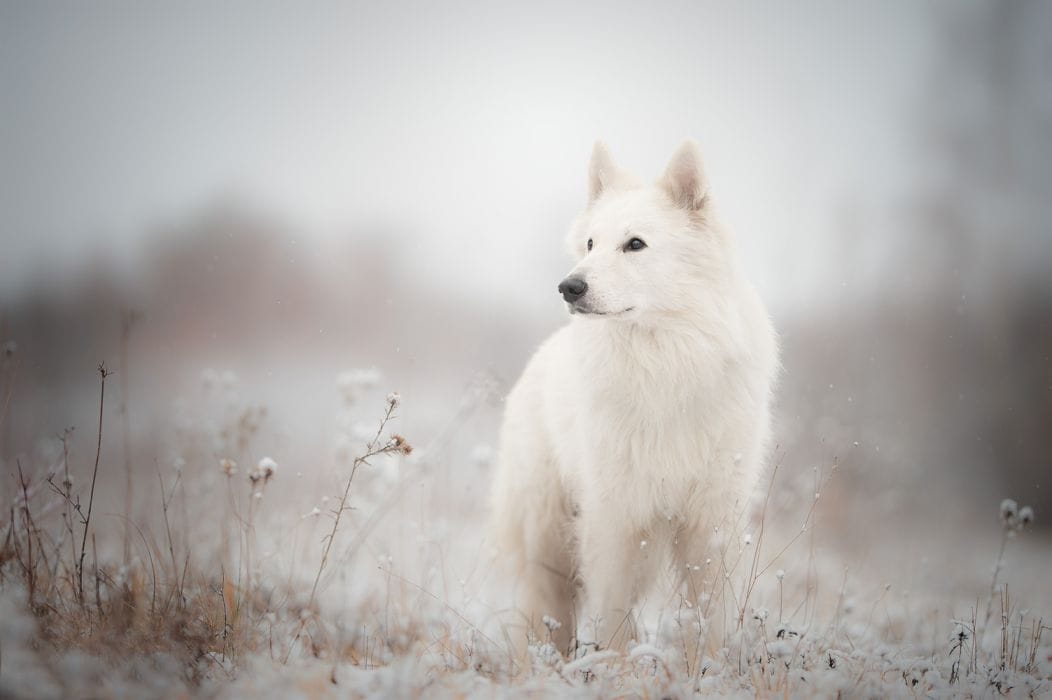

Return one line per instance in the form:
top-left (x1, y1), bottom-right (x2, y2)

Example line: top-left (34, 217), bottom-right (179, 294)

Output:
top-left (0, 1), bottom-right (937, 309)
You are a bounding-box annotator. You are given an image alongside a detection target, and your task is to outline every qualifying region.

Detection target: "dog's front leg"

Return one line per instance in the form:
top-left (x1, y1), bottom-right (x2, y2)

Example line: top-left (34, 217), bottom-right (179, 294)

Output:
top-left (576, 511), bottom-right (652, 652)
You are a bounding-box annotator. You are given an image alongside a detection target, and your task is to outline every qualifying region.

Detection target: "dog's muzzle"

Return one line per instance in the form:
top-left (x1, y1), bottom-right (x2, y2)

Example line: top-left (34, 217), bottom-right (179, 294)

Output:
top-left (558, 276), bottom-right (588, 303)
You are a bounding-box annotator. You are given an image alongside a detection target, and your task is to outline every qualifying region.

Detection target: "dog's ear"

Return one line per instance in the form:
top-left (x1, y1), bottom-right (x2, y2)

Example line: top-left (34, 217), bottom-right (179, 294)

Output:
top-left (588, 141), bottom-right (619, 204)
top-left (660, 140), bottom-right (709, 210)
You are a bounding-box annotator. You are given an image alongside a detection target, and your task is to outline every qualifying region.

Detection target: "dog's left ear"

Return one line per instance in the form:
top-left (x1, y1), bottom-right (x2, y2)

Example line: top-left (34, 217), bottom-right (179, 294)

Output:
top-left (660, 140), bottom-right (709, 210)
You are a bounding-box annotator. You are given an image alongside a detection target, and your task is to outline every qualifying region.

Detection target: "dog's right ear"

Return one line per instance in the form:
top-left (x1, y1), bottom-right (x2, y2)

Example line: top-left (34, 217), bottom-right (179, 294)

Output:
top-left (660, 140), bottom-right (709, 211)
top-left (588, 141), bottom-right (618, 204)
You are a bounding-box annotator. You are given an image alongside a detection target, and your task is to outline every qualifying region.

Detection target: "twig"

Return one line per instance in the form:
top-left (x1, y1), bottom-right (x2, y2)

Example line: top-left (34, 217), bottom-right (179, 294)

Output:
top-left (283, 398), bottom-right (406, 664)
top-left (982, 527), bottom-right (1010, 644)
top-left (158, 470), bottom-right (180, 578)
top-left (78, 363), bottom-right (111, 605)
top-left (736, 452), bottom-right (784, 630)
top-left (16, 461), bottom-right (36, 607)
top-left (307, 400), bottom-right (399, 611)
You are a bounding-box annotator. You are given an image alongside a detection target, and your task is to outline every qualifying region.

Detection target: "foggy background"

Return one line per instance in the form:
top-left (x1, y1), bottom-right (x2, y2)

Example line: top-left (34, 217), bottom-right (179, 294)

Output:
top-left (1, 0), bottom-right (1050, 585)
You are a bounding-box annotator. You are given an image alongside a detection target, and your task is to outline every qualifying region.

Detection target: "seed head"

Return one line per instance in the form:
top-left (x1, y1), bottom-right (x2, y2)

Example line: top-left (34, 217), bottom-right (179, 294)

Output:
top-left (257, 456), bottom-right (277, 481)
top-left (387, 434), bottom-right (413, 456)
top-left (1000, 498), bottom-right (1019, 526)
top-left (220, 458), bottom-right (237, 476)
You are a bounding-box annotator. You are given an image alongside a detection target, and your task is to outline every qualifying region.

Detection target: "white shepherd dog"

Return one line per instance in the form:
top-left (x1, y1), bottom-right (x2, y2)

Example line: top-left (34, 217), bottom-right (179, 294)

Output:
top-left (489, 140), bottom-right (779, 655)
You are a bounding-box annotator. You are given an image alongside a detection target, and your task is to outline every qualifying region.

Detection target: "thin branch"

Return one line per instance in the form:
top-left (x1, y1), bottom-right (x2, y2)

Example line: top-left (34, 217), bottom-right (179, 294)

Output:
top-left (78, 363), bottom-right (111, 605)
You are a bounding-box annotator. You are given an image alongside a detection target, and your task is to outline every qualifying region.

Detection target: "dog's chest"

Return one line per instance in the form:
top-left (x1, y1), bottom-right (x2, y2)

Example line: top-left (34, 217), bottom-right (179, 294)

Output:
top-left (566, 326), bottom-right (749, 513)
top-left (587, 371), bottom-right (729, 501)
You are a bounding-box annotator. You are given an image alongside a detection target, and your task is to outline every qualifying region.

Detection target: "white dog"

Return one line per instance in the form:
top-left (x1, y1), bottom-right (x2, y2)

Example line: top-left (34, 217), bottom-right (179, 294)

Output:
top-left (489, 140), bottom-right (779, 655)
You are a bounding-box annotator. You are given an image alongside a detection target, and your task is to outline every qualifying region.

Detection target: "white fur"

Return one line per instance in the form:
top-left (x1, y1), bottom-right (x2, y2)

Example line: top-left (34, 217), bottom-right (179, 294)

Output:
top-left (489, 140), bottom-right (779, 654)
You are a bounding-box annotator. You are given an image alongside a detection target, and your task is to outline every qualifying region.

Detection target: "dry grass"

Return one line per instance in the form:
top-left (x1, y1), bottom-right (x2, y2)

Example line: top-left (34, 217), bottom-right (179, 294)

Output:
top-left (0, 358), bottom-right (1049, 698)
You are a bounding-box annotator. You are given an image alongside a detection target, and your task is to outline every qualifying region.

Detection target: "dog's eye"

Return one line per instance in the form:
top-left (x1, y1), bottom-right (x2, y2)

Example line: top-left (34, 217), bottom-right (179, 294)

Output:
top-left (624, 237), bottom-right (647, 252)
top-left (586, 238), bottom-right (593, 251)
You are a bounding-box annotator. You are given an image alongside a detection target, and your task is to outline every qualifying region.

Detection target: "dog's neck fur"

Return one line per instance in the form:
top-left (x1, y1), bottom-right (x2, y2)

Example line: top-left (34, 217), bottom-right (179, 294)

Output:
top-left (572, 283), bottom-right (751, 400)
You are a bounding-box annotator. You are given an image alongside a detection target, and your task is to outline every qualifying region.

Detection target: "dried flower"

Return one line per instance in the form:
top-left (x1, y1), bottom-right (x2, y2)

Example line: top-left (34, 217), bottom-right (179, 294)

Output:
top-left (250, 456), bottom-right (278, 483)
top-left (386, 391), bottom-right (401, 408)
top-left (1000, 498), bottom-right (1019, 525)
top-left (387, 434), bottom-right (413, 456)
top-left (219, 458), bottom-right (237, 476)
top-left (1019, 506), bottom-right (1034, 528)
top-left (258, 456), bottom-right (277, 481)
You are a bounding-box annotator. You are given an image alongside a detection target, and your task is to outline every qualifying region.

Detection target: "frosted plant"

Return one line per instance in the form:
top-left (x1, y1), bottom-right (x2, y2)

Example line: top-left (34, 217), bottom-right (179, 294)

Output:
top-left (250, 456), bottom-right (278, 486)
top-left (529, 641), bottom-right (563, 669)
top-left (999, 497), bottom-right (1034, 535)
top-left (986, 496), bottom-right (1036, 643)
top-left (385, 435), bottom-right (413, 456)
top-left (259, 456), bottom-right (277, 480)
top-left (1000, 498), bottom-right (1018, 527)
top-left (219, 458), bottom-right (237, 476)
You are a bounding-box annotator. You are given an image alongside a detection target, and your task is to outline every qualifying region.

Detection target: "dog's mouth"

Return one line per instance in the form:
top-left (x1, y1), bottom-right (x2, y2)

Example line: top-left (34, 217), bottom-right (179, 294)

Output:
top-left (569, 304), bottom-right (635, 317)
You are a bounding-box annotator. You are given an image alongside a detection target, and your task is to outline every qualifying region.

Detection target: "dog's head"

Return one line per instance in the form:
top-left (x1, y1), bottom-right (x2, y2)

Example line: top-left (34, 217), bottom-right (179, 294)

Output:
top-left (560, 140), bottom-right (731, 322)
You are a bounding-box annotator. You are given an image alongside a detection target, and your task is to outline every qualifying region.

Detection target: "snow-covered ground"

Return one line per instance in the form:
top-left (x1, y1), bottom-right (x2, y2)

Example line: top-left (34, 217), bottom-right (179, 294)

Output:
top-left (1, 370), bottom-right (1048, 698)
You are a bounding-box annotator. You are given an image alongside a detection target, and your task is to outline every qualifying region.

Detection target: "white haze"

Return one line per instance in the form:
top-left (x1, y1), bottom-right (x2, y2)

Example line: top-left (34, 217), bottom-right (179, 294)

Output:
top-left (1, 0), bottom-right (935, 312)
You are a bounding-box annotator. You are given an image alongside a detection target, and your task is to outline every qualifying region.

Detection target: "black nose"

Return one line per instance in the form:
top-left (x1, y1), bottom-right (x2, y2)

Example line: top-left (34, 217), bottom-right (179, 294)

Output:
top-left (558, 276), bottom-right (588, 303)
